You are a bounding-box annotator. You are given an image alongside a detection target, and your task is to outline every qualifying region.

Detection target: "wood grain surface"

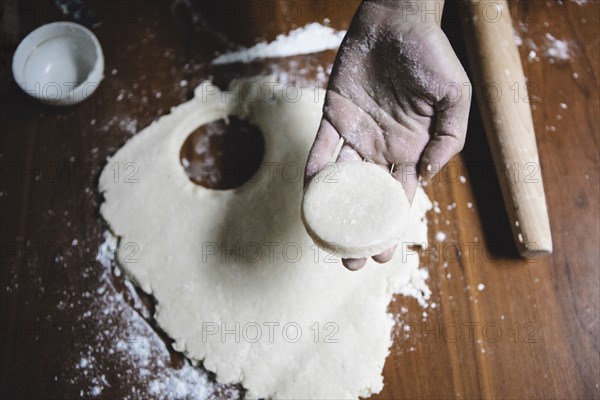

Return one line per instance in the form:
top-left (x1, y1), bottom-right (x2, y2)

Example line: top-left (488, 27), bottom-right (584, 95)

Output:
top-left (1, 0), bottom-right (598, 399)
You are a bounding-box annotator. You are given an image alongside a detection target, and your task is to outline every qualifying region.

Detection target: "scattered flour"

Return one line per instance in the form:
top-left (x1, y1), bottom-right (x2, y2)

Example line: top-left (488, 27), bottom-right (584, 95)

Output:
top-left (212, 23), bottom-right (346, 65)
top-left (98, 116), bottom-right (139, 135)
top-left (95, 231), bottom-right (117, 268)
top-left (72, 231), bottom-right (241, 399)
top-left (544, 33), bottom-right (570, 61)
top-left (528, 50), bottom-right (539, 63)
top-left (519, 30), bottom-right (572, 64)
top-left (398, 268), bottom-right (432, 308)
top-left (514, 33), bottom-right (523, 47)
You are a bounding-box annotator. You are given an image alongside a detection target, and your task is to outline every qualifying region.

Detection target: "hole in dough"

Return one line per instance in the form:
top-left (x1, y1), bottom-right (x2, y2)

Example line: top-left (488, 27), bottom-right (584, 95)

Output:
top-left (179, 117), bottom-right (265, 190)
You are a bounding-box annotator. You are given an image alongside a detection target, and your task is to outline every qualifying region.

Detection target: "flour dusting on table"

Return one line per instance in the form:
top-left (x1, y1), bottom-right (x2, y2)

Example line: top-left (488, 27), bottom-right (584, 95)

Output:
top-left (544, 33), bottom-right (570, 62)
top-left (67, 231), bottom-right (241, 399)
top-left (213, 23), bottom-right (346, 65)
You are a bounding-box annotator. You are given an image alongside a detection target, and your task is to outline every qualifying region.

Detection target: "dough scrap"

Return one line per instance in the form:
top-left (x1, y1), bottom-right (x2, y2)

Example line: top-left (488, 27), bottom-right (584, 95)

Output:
top-left (302, 161), bottom-right (411, 258)
top-left (99, 77), bottom-right (432, 399)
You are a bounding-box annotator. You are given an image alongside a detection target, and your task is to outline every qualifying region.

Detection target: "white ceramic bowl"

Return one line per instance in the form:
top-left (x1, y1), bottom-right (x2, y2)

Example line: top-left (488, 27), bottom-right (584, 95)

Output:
top-left (12, 22), bottom-right (104, 106)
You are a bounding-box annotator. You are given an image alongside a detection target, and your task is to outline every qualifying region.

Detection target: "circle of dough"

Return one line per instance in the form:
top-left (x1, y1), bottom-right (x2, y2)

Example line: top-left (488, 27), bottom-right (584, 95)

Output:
top-left (302, 161), bottom-right (411, 258)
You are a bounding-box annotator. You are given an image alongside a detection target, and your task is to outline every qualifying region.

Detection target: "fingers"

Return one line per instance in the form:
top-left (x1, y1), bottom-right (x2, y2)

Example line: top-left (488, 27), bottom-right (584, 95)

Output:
top-left (336, 143), bottom-right (362, 162)
top-left (420, 77), bottom-right (471, 180)
top-left (419, 133), bottom-right (464, 181)
top-left (372, 245), bottom-right (397, 264)
top-left (342, 258), bottom-right (368, 271)
top-left (305, 119), bottom-right (342, 184)
top-left (343, 246), bottom-right (397, 269)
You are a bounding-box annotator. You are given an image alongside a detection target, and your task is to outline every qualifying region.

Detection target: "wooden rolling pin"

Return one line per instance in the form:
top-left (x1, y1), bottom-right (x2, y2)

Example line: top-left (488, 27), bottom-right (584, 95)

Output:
top-left (459, 0), bottom-right (553, 257)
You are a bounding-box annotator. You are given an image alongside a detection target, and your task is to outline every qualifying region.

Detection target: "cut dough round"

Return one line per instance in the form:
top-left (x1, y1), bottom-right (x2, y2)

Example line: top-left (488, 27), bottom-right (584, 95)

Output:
top-left (302, 161), bottom-right (411, 259)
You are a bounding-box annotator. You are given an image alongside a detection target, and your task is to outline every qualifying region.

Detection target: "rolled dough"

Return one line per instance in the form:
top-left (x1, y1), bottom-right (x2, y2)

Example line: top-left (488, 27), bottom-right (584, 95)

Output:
top-left (99, 77), bottom-right (432, 399)
top-left (302, 161), bottom-right (411, 259)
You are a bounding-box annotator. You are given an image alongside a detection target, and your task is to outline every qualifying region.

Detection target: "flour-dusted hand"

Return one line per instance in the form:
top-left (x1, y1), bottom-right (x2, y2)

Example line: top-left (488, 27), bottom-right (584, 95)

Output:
top-left (305, 0), bottom-right (471, 271)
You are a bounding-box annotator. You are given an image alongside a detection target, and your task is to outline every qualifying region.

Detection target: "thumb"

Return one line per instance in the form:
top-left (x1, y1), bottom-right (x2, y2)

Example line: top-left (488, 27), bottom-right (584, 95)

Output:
top-left (420, 86), bottom-right (470, 180)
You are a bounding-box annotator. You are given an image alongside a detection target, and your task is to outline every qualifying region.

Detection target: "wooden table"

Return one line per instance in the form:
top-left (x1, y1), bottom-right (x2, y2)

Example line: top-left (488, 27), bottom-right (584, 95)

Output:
top-left (1, 0), bottom-right (598, 398)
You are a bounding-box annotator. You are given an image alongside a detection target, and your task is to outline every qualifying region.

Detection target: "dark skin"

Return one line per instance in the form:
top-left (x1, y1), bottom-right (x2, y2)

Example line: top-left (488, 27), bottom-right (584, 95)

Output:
top-left (304, 0), bottom-right (471, 271)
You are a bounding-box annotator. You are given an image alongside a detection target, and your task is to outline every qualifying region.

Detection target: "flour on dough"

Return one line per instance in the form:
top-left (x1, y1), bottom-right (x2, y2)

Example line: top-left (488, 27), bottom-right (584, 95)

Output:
top-left (99, 77), bottom-right (432, 399)
top-left (302, 161), bottom-right (411, 259)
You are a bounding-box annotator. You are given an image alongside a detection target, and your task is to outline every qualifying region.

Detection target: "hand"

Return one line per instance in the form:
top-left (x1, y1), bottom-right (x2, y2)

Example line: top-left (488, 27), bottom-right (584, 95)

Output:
top-left (304, 0), bottom-right (471, 271)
